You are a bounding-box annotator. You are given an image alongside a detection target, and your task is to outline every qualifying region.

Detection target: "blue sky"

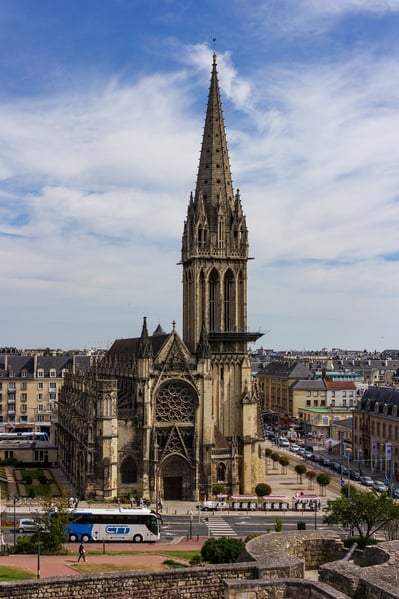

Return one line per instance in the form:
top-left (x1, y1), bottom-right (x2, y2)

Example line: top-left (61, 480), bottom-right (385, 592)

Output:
top-left (1, 0), bottom-right (399, 352)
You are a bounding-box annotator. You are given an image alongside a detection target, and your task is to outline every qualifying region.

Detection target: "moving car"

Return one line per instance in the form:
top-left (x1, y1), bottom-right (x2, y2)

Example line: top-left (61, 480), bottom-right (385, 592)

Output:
top-left (17, 518), bottom-right (38, 533)
top-left (197, 501), bottom-right (227, 511)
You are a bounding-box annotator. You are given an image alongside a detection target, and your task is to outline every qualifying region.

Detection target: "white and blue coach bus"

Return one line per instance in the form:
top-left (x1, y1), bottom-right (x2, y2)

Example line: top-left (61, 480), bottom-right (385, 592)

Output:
top-left (66, 507), bottom-right (161, 543)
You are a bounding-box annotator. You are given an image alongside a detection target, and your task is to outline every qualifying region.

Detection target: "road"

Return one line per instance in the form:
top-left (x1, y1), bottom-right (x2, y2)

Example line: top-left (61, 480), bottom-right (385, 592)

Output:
top-left (160, 511), bottom-right (340, 540)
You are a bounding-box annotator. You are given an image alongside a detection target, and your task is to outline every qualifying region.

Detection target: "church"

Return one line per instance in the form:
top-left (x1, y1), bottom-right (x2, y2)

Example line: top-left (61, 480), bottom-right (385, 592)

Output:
top-left (56, 54), bottom-right (265, 502)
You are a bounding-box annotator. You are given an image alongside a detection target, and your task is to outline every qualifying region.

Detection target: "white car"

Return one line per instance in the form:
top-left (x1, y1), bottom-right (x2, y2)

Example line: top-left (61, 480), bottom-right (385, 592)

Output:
top-left (373, 481), bottom-right (388, 493)
top-left (289, 444), bottom-right (300, 453)
top-left (279, 438), bottom-right (290, 448)
top-left (360, 476), bottom-right (374, 487)
top-left (17, 518), bottom-right (38, 533)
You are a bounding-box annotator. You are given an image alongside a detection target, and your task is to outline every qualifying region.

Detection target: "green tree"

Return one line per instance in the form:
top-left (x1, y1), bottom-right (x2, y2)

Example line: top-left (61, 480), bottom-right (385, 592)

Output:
top-left (305, 470), bottom-right (317, 490)
top-left (295, 463), bottom-right (307, 484)
top-left (212, 483), bottom-right (226, 497)
top-left (278, 455), bottom-right (289, 474)
top-left (201, 537), bottom-right (245, 564)
top-left (255, 483), bottom-right (271, 504)
top-left (15, 496), bottom-right (73, 554)
top-left (270, 452), bottom-right (280, 470)
top-left (316, 473), bottom-right (331, 496)
top-left (323, 488), bottom-right (399, 546)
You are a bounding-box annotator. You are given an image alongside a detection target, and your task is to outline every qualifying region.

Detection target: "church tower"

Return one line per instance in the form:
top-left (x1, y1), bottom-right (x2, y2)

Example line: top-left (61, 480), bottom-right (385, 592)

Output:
top-left (182, 54), bottom-right (260, 354)
top-left (182, 54), bottom-right (264, 494)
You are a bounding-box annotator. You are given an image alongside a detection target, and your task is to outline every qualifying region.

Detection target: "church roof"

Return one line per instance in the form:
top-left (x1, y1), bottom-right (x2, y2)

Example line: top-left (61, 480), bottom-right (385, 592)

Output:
top-left (107, 333), bottom-right (169, 361)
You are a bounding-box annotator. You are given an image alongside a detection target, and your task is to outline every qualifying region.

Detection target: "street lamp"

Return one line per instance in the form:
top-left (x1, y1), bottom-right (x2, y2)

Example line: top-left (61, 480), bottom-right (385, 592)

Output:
top-left (37, 524), bottom-right (43, 579)
top-left (189, 511), bottom-right (193, 540)
top-left (313, 500), bottom-right (317, 530)
top-left (13, 495), bottom-right (19, 546)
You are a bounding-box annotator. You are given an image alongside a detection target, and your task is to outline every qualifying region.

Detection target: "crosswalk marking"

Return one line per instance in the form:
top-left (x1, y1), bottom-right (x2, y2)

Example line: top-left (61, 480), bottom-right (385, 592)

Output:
top-left (203, 516), bottom-right (237, 537)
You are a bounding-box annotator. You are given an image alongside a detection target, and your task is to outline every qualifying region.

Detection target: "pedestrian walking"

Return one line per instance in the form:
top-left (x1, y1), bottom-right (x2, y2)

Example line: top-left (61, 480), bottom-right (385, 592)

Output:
top-left (77, 542), bottom-right (86, 562)
top-left (0, 531), bottom-right (5, 553)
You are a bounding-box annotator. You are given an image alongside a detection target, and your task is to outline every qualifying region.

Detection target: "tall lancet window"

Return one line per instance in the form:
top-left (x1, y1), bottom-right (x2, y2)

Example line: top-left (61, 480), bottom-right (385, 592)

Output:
top-left (209, 269), bottom-right (218, 331)
top-left (200, 270), bottom-right (206, 326)
top-left (224, 269), bottom-right (234, 331)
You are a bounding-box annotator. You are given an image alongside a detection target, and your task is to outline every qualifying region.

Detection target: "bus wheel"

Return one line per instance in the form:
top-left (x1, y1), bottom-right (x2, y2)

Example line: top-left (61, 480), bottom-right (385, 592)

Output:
top-left (82, 534), bottom-right (91, 543)
top-left (133, 534), bottom-right (143, 543)
top-left (69, 534), bottom-right (78, 542)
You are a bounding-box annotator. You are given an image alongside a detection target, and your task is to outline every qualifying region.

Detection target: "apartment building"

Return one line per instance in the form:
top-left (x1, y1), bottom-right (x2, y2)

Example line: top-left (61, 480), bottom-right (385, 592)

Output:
top-left (353, 386), bottom-right (399, 479)
top-left (0, 353), bottom-right (90, 441)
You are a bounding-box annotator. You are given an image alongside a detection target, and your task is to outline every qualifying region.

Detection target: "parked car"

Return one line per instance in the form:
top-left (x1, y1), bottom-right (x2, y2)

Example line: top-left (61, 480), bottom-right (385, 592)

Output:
top-left (391, 487), bottom-right (399, 499)
top-left (360, 476), bottom-right (374, 487)
top-left (349, 470), bottom-right (361, 481)
top-left (289, 444), bottom-right (300, 453)
top-left (297, 447), bottom-right (306, 456)
top-left (319, 456), bottom-right (331, 467)
top-left (17, 518), bottom-right (38, 533)
top-left (373, 481), bottom-right (388, 493)
top-left (304, 450), bottom-right (313, 459)
top-left (279, 438), bottom-right (290, 448)
top-left (329, 462), bottom-right (341, 472)
top-left (309, 453), bottom-right (321, 463)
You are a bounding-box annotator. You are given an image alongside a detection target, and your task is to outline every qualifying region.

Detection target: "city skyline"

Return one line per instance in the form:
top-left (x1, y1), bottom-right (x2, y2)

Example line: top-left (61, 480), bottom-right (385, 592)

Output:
top-left (1, 1), bottom-right (399, 351)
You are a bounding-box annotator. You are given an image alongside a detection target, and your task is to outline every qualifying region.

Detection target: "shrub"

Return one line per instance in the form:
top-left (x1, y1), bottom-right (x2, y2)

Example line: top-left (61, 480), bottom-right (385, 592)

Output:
top-left (201, 537), bottom-right (245, 564)
top-left (343, 535), bottom-right (378, 550)
top-left (274, 517), bottom-right (283, 532)
top-left (297, 521), bottom-right (306, 530)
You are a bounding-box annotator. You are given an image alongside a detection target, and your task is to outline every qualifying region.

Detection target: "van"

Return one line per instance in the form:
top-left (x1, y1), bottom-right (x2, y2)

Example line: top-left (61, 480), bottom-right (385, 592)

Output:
top-left (197, 501), bottom-right (227, 511)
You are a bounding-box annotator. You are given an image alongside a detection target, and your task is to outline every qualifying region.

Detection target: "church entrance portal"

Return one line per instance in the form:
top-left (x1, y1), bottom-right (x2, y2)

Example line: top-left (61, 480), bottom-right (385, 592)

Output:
top-left (161, 455), bottom-right (192, 501)
top-left (164, 476), bottom-right (182, 500)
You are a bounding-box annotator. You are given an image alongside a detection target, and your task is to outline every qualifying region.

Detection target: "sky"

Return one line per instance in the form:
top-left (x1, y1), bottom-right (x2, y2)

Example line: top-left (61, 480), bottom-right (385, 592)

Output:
top-left (1, 0), bottom-right (399, 352)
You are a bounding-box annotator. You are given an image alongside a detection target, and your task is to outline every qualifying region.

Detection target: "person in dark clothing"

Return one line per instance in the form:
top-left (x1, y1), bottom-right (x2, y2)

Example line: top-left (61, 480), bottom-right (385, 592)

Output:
top-left (77, 542), bottom-right (86, 562)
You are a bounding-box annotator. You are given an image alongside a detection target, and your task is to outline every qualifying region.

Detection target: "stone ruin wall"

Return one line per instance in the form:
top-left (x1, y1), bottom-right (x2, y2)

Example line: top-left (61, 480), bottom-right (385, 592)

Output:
top-left (1, 531), bottom-right (399, 599)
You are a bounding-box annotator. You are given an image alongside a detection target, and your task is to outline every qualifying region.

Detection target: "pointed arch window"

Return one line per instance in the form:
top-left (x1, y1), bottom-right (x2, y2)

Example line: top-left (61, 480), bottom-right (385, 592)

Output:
top-left (209, 270), bottom-right (218, 331)
top-left (121, 456), bottom-right (137, 484)
top-left (217, 462), bottom-right (226, 482)
top-left (224, 270), bottom-right (234, 331)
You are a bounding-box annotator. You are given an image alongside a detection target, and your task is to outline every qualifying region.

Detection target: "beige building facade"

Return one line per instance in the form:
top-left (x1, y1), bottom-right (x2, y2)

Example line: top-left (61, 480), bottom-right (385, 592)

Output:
top-left (0, 353), bottom-right (89, 441)
top-left (56, 55), bottom-right (265, 502)
top-left (353, 386), bottom-right (399, 479)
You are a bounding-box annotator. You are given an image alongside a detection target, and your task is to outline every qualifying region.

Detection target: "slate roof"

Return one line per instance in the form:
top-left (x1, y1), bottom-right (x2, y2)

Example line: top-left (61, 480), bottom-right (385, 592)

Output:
top-left (291, 379), bottom-right (325, 390)
top-left (258, 361), bottom-right (311, 379)
top-left (107, 334), bottom-right (170, 361)
top-left (0, 355), bottom-right (90, 376)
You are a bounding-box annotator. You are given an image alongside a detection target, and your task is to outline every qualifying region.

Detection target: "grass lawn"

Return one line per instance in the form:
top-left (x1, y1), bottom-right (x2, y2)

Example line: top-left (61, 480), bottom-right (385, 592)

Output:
top-left (0, 566), bottom-right (36, 581)
top-left (85, 549), bottom-right (200, 561)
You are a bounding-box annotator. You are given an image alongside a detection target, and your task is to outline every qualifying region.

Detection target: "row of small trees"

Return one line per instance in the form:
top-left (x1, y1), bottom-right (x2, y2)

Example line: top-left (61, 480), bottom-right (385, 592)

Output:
top-left (265, 447), bottom-right (332, 495)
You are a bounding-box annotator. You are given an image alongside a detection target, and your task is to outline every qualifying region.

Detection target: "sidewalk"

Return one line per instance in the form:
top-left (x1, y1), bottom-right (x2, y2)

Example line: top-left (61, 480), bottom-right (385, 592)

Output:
top-left (0, 537), bottom-right (205, 579)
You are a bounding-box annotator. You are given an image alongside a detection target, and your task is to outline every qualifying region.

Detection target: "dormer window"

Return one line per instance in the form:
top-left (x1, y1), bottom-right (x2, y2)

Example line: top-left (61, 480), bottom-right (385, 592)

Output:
top-left (37, 369), bottom-right (44, 378)
top-left (49, 369), bottom-right (56, 378)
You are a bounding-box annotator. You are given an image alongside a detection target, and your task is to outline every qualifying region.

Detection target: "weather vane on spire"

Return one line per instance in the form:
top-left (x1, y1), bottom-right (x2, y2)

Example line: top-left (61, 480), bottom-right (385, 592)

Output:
top-left (212, 37), bottom-right (216, 51)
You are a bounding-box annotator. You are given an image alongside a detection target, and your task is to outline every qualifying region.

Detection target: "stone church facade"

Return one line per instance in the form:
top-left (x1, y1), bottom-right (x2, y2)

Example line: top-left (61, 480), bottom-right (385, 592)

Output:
top-left (57, 54), bottom-right (265, 501)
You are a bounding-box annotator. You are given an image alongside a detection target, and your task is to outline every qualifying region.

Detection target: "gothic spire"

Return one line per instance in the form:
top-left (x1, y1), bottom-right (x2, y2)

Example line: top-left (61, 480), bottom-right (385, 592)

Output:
top-left (137, 316), bottom-right (153, 358)
top-left (195, 53), bottom-right (234, 214)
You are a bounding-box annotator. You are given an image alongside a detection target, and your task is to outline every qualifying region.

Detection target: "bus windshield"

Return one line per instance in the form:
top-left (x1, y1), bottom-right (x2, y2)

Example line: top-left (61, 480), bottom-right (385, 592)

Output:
top-left (66, 507), bottom-right (161, 543)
